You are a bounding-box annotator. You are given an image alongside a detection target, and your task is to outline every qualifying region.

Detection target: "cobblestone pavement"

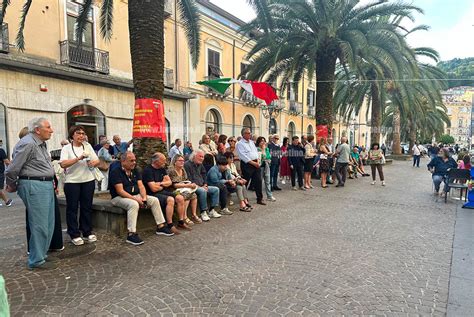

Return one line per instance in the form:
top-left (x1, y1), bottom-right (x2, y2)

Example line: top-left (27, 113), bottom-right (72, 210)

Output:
top-left (0, 159), bottom-right (461, 316)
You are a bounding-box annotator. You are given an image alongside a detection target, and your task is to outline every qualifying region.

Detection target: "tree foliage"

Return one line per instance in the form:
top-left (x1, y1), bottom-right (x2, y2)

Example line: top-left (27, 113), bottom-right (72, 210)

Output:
top-left (437, 57), bottom-right (474, 88)
top-left (439, 134), bottom-right (455, 145)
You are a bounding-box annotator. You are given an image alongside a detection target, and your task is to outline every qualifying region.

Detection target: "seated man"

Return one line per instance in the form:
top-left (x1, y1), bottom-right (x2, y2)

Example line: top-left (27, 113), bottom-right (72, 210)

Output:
top-left (143, 152), bottom-right (191, 234)
top-left (110, 151), bottom-right (174, 245)
top-left (184, 150), bottom-right (221, 221)
top-left (206, 156), bottom-right (234, 215)
top-left (349, 146), bottom-right (369, 178)
top-left (427, 148), bottom-right (458, 196)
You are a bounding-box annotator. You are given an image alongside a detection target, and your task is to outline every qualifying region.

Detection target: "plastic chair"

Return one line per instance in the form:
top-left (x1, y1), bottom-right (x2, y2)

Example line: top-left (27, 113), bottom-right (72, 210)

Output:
top-left (445, 168), bottom-right (470, 203)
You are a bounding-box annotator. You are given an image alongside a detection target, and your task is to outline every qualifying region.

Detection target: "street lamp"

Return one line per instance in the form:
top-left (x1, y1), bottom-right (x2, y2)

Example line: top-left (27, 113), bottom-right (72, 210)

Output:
top-left (262, 100), bottom-right (284, 134)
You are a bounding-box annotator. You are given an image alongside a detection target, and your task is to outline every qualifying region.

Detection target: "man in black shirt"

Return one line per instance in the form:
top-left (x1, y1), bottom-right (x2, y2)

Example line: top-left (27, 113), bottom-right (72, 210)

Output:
top-left (142, 152), bottom-right (190, 233)
top-left (288, 136), bottom-right (305, 190)
top-left (110, 151), bottom-right (174, 245)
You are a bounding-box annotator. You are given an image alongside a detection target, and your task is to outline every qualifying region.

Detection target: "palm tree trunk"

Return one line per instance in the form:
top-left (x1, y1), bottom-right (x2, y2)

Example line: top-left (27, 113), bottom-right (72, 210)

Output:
top-left (315, 53), bottom-right (337, 134)
top-left (128, 0), bottom-right (168, 169)
top-left (370, 83), bottom-right (381, 144)
top-left (392, 108), bottom-right (401, 155)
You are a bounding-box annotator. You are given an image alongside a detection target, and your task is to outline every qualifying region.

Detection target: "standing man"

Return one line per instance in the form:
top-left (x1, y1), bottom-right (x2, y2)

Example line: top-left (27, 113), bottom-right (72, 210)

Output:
top-left (0, 145), bottom-right (12, 206)
top-left (110, 134), bottom-right (133, 157)
top-left (334, 136), bottom-right (351, 187)
top-left (288, 136), bottom-right (305, 190)
top-left (412, 142), bottom-right (422, 168)
top-left (6, 118), bottom-right (56, 269)
top-left (169, 139), bottom-right (183, 161)
top-left (268, 135), bottom-right (282, 191)
top-left (236, 128), bottom-right (265, 205)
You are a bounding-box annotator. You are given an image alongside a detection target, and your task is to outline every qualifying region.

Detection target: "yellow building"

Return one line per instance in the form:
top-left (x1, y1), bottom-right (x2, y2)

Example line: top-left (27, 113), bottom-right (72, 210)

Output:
top-left (442, 87), bottom-right (474, 147)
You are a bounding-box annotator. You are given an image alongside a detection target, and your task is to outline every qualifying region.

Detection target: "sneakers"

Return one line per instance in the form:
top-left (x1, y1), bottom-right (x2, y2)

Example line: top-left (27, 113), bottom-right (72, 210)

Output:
top-left (208, 209), bottom-right (222, 218)
top-left (5, 199), bottom-right (12, 207)
top-left (381, 181), bottom-right (386, 186)
top-left (220, 208), bottom-right (233, 215)
top-left (156, 225), bottom-right (175, 236)
top-left (71, 237), bottom-right (84, 246)
top-left (201, 211), bottom-right (210, 222)
top-left (292, 187), bottom-right (298, 191)
top-left (299, 187), bottom-right (307, 191)
top-left (49, 246), bottom-right (65, 252)
top-left (267, 197), bottom-right (276, 202)
top-left (371, 181), bottom-right (376, 185)
top-left (126, 233), bottom-right (144, 245)
top-left (281, 180), bottom-right (286, 185)
top-left (83, 235), bottom-right (97, 243)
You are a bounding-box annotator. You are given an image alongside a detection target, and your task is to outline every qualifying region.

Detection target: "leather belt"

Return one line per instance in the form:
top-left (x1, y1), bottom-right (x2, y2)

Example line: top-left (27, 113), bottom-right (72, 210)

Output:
top-left (19, 176), bottom-right (54, 181)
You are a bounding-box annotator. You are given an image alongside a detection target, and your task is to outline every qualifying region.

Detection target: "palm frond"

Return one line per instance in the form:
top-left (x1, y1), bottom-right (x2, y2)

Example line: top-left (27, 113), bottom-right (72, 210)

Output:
top-left (15, 0), bottom-right (32, 51)
top-left (178, 0), bottom-right (201, 68)
top-left (0, 0), bottom-right (10, 25)
top-left (100, 0), bottom-right (114, 41)
top-left (75, 0), bottom-right (93, 46)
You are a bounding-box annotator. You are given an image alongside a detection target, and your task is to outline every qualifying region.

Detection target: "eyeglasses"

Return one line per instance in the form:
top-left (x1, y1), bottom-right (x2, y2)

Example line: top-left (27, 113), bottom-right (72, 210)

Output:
top-left (229, 140), bottom-right (236, 142)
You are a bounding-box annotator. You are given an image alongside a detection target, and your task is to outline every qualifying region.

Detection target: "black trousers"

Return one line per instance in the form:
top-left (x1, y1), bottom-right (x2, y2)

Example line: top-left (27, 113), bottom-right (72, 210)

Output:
top-left (291, 164), bottom-right (304, 187)
top-left (26, 193), bottom-right (64, 252)
top-left (241, 161), bottom-right (263, 201)
top-left (216, 183), bottom-right (228, 209)
top-left (64, 180), bottom-right (95, 238)
top-left (335, 162), bottom-right (348, 185)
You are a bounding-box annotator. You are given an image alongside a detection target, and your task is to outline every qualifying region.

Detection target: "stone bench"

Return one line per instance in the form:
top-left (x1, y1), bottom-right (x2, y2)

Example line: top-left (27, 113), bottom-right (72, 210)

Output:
top-left (57, 192), bottom-right (158, 237)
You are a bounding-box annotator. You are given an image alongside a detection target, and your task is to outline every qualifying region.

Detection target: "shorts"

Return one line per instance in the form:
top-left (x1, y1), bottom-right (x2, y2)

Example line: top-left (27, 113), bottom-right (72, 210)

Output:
top-left (150, 191), bottom-right (175, 212)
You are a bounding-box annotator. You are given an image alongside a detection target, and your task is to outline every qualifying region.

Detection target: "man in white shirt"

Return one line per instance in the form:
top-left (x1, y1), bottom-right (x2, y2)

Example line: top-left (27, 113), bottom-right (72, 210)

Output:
top-left (168, 139), bottom-right (183, 161)
top-left (412, 142), bottom-right (422, 168)
top-left (236, 128), bottom-right (265, 205)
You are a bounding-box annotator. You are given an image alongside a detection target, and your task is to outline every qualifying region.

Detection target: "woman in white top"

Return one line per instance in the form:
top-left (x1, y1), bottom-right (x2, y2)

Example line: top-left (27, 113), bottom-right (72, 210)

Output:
top-left (199, 134), bottom-right (218, 157)
top-left (60, 125), bottom-right (99, 246)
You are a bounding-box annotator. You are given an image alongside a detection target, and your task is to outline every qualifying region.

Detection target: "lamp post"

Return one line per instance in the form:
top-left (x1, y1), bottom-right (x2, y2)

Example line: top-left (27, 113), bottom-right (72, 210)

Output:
top-left (262, 100), bottom-right (284, 135)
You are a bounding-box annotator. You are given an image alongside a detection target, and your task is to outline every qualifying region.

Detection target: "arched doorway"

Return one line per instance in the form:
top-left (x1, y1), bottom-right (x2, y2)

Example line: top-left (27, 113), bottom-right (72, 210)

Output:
top-left (307, 124), bottom-right (314, 136)
top-left (67, 104), bottom-right (106, 147)
top-left (288, 122), bottom-right (296, 138)
top-left (205, 109), bottom-right (221, 134)
top-left (269, 118), bottom-right (277, 135)
top-left (243, 114), bottom-right (255, 133)
top-left (0, 104), bottom-right (7, 153)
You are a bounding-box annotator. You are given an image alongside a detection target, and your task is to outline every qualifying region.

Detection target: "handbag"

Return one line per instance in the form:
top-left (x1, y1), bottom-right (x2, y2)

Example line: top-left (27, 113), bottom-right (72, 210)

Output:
top-left (92, 167), bottom-right (105, 182)
top-left (97, 158), bottom-right (110, 171)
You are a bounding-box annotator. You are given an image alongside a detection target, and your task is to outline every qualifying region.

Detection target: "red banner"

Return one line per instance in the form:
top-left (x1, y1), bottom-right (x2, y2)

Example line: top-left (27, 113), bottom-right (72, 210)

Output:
top-left (132, 98), bottom-right (167, 141)
top-left (316, 125), bottom-right (329, 143)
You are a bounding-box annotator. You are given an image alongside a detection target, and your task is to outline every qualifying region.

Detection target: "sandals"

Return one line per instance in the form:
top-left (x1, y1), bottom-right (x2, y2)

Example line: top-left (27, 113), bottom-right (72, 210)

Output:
top-left (190, 215), bottom-right (202, 224)
top-left (239, 206), bottom-right (252, 212)
top-left (184, 218), bottom-right (194, 225)
top-left (246, 203), bottom-right (254, 210)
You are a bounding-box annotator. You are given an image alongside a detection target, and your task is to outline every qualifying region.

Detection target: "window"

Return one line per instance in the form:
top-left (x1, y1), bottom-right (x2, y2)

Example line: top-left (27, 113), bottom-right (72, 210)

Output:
top-left (458, 118), bottom-right (463, 127)
top-left (307, 125), bottom-right (314, 136)
top-left (67, 1), bottom-right (94, 46)
top-left (288, 122), bottom-right (296, 138)
top-left (243, 115), bottom-right (254, 132)
top-left (307, 90), bottom-right (315, 108)
top-left (205, 109), bottom-right (221, 134)
top-left (208, 49), bottom-right (222, 78)
top-left (269, 118), bottom-right (277, 135)
top-left (286, 83), bottom-right (298, 101)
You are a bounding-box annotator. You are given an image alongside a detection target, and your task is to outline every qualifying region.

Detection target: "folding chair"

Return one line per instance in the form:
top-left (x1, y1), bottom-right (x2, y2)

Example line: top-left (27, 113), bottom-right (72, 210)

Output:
top-left (445, 168), bottom-right (470, 203)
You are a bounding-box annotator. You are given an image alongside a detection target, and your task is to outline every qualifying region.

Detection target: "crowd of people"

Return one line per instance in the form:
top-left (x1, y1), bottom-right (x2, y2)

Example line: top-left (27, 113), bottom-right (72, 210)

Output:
top-left (3, 117), bottom-right (389, 270)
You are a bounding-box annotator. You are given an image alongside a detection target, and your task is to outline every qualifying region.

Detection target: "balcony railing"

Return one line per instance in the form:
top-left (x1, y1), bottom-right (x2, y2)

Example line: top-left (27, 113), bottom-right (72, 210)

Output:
top-left (0, 23), bottom-right (9, 53)
top-left (241, 91), bottom-right (261, 107)
top-left (60, 40), bottom-right (110, 74)
top-left (164, 0), bottom-right (173, 17)
top-left (164, 68), bottom-right (174, 89)
top-left (289, 100), bottom-right (303, 115)
top-left (203, 76), bottom-right (231, 99)
top-left (307, 107), bottom-right (315, 117)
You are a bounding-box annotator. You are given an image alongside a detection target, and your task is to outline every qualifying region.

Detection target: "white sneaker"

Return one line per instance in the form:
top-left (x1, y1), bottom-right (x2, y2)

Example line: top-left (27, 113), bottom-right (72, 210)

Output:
top-left (281, 180), bottom-right (286, 185)
top-left (371, 181), bottom-right (376, 185)
top-left (220, 208), bottom-right (233, 215)
top-left (71, 237), bottom-right (84, 246)
top-left (267, 197), bottom-right (276, 202)
top-left (208, 209), bottom-right (222, 218)
top-left (83, 234), bottom-right (97, 243)
top-left (201, 211), bottom-right (210, 222)
top-left (381, 181), bottom-right (386, 186)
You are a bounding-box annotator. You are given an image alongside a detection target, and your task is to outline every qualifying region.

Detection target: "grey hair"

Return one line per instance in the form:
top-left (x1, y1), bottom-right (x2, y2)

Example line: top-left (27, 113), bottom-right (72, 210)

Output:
top-left (28, 117), bottom-right (48, 133)
top-left (151, 152), bottom-right (165, 163)
top-left (189, 149), bottom-right (204, 162)
top-left (120, 151), bottom-right (134, 162)
top-left (241, 127), bottom-right (250, 136)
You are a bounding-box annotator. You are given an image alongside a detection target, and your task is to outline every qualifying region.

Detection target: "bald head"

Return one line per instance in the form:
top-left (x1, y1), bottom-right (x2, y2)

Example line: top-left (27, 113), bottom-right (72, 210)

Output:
top-left (151, 152), bottom-right (167, 168)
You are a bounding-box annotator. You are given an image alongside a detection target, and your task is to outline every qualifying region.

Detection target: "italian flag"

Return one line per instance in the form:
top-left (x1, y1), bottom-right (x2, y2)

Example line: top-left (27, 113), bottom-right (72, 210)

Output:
top-left (196, 78), bottom-right (278, 105)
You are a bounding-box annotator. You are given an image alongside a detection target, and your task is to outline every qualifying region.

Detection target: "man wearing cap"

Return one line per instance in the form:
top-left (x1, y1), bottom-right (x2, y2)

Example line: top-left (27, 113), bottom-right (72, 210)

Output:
top-left (6, 117), bottom-right (56, 270)
top-left (267, 134), bottom-right (282, 191)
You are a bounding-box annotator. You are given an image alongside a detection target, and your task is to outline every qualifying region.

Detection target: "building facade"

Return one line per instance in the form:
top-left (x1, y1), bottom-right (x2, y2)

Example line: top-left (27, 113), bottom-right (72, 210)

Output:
top-left (442, 87), bottom-right (474, 147)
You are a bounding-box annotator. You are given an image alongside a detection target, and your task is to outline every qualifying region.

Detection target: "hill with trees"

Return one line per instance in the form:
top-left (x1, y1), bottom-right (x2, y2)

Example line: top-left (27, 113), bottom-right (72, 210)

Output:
top-left (438, 57), bottom-right (474, 88)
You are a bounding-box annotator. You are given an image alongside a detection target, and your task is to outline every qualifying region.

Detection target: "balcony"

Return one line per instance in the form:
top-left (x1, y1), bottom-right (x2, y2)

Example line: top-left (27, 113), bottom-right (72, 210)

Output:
top-left (241, 91), bottom-right (261, 107)
top-left (203, 76), bottom-right (231, 100)
top-left (0, 23), bottom-right (9, 53)
top-left (164, 68), bottom-right (174, 89)
top-left (164, 0), bottom-right (173, 17)
top-left (307, 107), bottom-right (315, 117)
top-left (288, 100), bottom-right (303, 115)
top-left (59, 40), bottom-right (110, 74)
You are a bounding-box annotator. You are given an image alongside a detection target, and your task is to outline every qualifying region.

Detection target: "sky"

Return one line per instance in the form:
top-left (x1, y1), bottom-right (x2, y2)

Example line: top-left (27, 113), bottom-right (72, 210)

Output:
top-left (210, 0), bottom-right (474, 62)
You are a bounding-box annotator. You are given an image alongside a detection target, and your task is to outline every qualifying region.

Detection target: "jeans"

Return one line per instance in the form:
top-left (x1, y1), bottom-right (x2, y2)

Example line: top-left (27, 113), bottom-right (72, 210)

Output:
top-left (291, 164), bottom-right (304, 188)
top-left (18, 179), bottom-right (55, 268)
top-left (111, 195), bottom-right (165, 233)
top-left (64, 180), bottom-right (96, 239)
top-left (432, 175), bottom-right (449, 192)
top-left (270, 160), bottom-right (280, 188)
top-left (262, 162), bottom-right (273, 198)
top-left (241, 161), bottom-right (263, 201)
top-left (413, 155), bottom-right (421, 167)
top-left (335, 162), bottom-right (348, 185)
top-left (195, 186), bottom-right (220, 211)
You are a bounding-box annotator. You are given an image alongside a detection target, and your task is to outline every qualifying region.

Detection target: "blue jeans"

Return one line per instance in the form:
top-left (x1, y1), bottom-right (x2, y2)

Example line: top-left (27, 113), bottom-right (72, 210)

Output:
top-left (18, 179), bottom-right (55, 268)
top-left (270, 161), bottom-right (280, 188)
top-left (195, 186), bottom-right (219, 212)
top-left (432, 175), bottom-right (448, 192)
top-left (413, 155), bottom-right (421, 167)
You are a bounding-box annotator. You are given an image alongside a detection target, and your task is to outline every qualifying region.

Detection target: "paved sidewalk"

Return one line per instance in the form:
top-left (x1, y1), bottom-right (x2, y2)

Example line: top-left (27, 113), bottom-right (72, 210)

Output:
top-left (0, 159), bottom-right (468, 316)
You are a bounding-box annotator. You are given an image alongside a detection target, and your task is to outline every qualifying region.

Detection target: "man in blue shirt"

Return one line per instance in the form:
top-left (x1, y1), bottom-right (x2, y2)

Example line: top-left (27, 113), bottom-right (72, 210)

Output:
top-left (206, 156), bottom-right (234, 215)
top-left (110, 135), bottom-right (133, 157)
top-left (427, 148), bottom-right (458, 195)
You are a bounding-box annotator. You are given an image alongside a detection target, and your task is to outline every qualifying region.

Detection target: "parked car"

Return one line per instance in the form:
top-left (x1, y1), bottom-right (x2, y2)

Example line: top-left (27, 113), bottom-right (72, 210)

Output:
top-left (401, 143), bottom-right (409, 154)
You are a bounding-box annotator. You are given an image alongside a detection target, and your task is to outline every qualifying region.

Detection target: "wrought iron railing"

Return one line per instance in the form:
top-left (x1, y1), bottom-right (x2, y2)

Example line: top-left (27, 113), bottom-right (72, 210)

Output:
top-left (60, 40), bottom-right (109, 74)
top-left (164, 68), bottom-right (174, 89)
top-left (0, 23), bottom-right (9, 53)
top-left (307, 107), bottom-right (315, 117)
top-left (241, 91), bottom-right (261, 106)
top-left (289, 100), bottom-right (303, 114)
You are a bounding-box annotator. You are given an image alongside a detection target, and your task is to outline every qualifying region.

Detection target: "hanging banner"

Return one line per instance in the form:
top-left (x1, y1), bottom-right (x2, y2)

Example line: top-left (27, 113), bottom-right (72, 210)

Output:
top-left (316, 124), bottom-right (329, 142)
top-left (132, 98), bottom-right (167, 141)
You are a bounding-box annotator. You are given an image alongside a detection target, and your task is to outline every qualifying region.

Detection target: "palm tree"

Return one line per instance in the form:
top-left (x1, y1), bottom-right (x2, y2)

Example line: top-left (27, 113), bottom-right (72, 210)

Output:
top-left (0, 0), bottom-right (201, 168)
top-left (242, 0), bottom-right (422, 135)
